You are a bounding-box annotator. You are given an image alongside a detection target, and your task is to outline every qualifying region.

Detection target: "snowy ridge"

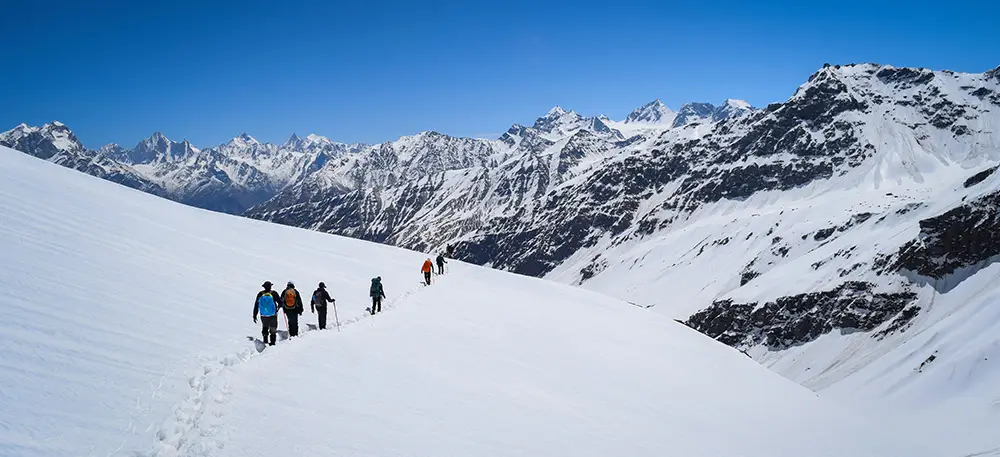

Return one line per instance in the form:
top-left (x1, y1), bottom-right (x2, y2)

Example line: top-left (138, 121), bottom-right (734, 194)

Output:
top-left (246, 63), bottom-right (1000, 450)
top-left (1, 145), bottom-right (931, 456)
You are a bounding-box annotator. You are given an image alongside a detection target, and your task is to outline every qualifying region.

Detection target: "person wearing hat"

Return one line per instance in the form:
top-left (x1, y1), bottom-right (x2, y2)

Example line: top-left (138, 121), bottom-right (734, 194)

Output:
top-left (281, 281), bottom-right (305, 337)
top-left (253, 281), bottom-right (282, 346)
top-left (311, 282), bottom-right (335, 330)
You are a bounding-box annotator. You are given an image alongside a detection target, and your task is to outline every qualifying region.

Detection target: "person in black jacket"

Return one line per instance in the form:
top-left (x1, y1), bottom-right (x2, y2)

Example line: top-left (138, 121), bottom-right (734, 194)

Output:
top-left (436, 253), bottom-right (447, 275)
top-left (280, 281), bottom-right (304, 337)
top-left (311, 282), bottom-right (335, 330)
top-left (253, 281), bottom-right (282, 346)
top-left (370, 276), bottom-right (386, 315)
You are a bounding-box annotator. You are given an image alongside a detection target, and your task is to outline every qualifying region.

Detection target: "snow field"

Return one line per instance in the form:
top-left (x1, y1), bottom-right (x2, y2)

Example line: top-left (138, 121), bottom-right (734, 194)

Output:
top-left (0, 145), bottom-right (926, 456)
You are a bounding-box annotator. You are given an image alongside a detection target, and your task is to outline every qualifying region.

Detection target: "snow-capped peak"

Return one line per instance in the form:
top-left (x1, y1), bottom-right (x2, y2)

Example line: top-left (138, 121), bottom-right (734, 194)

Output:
top-left (145, 132), bottom-right (169, 144)
top-left (283, 133), bottom-right (303, 149)
top-left (226, 133), bottom-right (260, 148)
top-left (304, 134), bottom-right (330, 144)
top-left (128, 132), bottom-right (198, 163)
top-left (546, 106), bottom-right (568, 117)
top-left (724, 99), bottom-right (752, 110)
top-left (624, 99), bottom-right (677, 124)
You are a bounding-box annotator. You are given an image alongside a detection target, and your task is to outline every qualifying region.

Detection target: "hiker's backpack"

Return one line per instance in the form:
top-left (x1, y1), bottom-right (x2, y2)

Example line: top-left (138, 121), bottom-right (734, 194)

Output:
top-left (284, 289), bottom-right (297, 309)
top-left (313, 289), bottom-right (325, 306)
top-left (370, 279), bottom-right (381, 297)
top-left (258, 292), bottom-right (277, 317)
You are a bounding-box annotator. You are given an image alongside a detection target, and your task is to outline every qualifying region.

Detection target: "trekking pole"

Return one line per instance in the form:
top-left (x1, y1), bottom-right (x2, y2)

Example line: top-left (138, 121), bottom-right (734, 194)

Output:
top-left (332, 300), bottom-right (341, 332)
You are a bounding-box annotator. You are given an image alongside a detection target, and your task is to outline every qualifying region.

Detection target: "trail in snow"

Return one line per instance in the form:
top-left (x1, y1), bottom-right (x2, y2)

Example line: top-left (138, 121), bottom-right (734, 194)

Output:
top-left (143, 274), bottom-right (444, 457)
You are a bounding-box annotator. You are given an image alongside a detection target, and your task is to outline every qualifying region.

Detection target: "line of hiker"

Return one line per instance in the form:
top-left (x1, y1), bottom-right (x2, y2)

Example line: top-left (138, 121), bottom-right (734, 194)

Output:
top-left (252, 248), bottom-right (455, 346)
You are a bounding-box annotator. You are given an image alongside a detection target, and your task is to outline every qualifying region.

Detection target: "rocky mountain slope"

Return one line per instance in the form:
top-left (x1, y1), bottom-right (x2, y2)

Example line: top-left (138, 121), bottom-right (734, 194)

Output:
top-left (247, 64), bottom-right (1000, 410)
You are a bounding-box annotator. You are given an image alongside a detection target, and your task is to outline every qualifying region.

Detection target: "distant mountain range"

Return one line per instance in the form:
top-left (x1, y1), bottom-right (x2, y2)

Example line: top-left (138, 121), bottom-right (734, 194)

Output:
top-left (2, 99), bottom-right (748, 215)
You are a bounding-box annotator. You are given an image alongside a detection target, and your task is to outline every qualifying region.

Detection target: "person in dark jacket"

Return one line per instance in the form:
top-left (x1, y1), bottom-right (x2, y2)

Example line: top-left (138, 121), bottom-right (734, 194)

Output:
top-left (281, 281), bottom-right (304, 337)
top-left (311, 282), bottom-right (335, 330)
top-left (253, 281), bottom-right (281, 346)
top-left (436, 253), bottom-right (447, 275)
top-left (370, 276), bottom-right (385, 315)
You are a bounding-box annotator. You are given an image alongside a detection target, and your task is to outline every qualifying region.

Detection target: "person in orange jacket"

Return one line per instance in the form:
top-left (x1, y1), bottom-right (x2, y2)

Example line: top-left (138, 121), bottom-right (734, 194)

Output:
top-left (422, 258), bottom-right (433, 285)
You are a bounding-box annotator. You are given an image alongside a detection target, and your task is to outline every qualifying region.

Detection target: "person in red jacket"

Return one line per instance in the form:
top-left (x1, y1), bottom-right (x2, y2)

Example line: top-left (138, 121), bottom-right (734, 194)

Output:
top-left (422, 258), bottom-right (433, 285)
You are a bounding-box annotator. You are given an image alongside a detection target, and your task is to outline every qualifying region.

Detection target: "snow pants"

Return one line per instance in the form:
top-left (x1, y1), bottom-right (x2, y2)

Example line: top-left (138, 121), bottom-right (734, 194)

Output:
top-left (424, 271), bottom-right (431, 285)
top-left (371, 297), bottom-right (382, 314)
top-left (286, 310), bottom-right (299, 337)
top-left (316, 305), bottom-right (327, 330)
top-left (260, 315), bottom-right (278, 345)
top-left (437, 263), bottom-right (444, 274)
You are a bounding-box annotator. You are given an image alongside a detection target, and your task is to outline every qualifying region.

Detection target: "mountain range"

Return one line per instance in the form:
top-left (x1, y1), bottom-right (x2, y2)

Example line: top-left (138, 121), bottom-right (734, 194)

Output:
top-left (5, 63), bottom-right (1000, 403)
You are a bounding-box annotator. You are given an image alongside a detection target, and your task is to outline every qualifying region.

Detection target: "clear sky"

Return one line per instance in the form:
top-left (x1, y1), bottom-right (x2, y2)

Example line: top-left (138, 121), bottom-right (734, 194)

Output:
top-left (2, 0), bottom-right (998, 149)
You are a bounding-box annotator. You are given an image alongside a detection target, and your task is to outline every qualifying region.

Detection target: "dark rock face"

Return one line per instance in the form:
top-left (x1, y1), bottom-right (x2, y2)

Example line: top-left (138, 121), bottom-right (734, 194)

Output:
top-left (876, 67), bottom-right (935, 87)
top-left (986, 66), bottom-right (1000, 83)
top-left (964, 166), bottom-right (997, 188)
top-left (686, 282), bottom-right (918, 349)
top-left (892, 189), bottom-right (1000, 286)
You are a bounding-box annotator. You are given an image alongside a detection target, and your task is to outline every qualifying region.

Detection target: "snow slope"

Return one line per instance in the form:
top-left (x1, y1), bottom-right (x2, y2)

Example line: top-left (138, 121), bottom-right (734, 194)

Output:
top-left (0, 145), bottom-right (923, 456)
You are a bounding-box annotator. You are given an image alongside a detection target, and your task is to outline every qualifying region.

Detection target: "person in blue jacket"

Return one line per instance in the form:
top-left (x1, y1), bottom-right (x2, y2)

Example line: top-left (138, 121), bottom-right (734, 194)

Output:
top-left (253, 281), bottom-right (281, 346)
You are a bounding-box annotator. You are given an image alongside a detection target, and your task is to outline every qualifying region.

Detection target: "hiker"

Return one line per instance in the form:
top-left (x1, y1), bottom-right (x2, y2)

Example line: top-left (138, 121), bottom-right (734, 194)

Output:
top-left (422, 258), bottom-right (433, 285)
top-left (281, 281), bottom-right (304, 336)
top-left (436, 253), bottom-right (447, 275)
top-left (370, 276), bottom-right (385, 315)
top-left (446, 244), bottom-right (454, 258)
top-left (311, 282), bottom-right (335, 330)
top-left (253, 281), bottom-right (282, 346)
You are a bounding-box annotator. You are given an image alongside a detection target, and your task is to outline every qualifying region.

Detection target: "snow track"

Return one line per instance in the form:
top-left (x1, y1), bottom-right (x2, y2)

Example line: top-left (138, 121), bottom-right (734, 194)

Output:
top-left (144, 277), bottom-right (437, 457)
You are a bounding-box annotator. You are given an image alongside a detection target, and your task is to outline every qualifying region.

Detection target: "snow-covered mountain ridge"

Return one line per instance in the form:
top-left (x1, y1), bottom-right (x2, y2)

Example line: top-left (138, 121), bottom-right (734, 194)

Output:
top-left (245, 63), bottom-right (1000, 438)
top-left (1, 96), bottom-right (745, 214)
top-left (0, 125), bottom-right (367, 213)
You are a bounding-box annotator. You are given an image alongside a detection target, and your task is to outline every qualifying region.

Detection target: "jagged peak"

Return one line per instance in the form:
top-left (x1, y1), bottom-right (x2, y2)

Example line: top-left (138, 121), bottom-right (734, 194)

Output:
top-left (237, 132), bottom-right (258, 143)
top-left (505, 123), bottom-right (526, 135)
top-left (625, 99), bottom-right (676, 124)
top-left (546, 106), bottom-right (568, 117)
top-left (678, 102), bottom-right (716, 113)
top-left (143, 131), bottom-right (170, 144)
top-left (723, 99), bottom-right (753, 110)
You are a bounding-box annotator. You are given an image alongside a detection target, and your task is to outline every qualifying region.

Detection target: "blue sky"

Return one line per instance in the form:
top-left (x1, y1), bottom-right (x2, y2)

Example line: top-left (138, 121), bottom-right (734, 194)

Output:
top-left (2, 0), bottom-right (998, 149)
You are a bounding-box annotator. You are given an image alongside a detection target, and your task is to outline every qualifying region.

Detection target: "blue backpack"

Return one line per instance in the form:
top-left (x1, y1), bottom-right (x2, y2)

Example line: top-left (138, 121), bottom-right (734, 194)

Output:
top-left (258, 291), bottom-right (277, 317)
